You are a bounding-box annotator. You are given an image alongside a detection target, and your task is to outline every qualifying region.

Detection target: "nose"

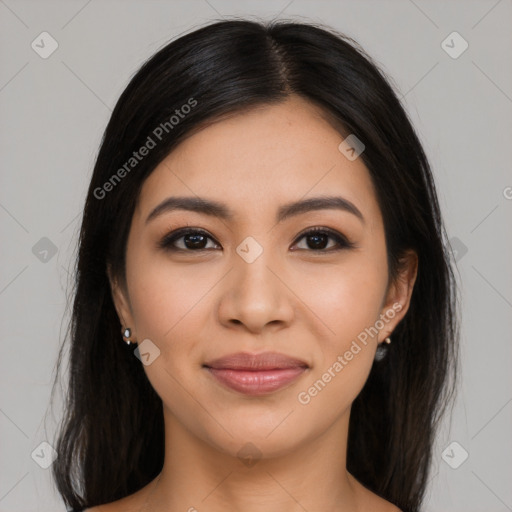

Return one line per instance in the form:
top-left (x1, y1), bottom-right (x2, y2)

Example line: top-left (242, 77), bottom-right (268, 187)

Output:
top-left (217, 247), bottom-right (295, 334)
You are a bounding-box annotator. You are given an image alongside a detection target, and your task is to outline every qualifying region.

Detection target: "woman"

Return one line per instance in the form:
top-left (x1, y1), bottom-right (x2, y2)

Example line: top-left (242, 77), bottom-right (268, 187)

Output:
top-left (51, 18), bottom-right (460, 512)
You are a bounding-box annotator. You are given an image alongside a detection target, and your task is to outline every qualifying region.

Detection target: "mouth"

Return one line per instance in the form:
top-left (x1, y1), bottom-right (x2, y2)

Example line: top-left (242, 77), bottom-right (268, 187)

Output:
top-left (203, 352), bottom-right (309, 396)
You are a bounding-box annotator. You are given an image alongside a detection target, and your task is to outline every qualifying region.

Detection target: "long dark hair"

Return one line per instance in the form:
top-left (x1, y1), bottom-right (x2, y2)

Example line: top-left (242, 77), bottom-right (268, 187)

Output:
top-left (50, 18), bottom-right (460, 512)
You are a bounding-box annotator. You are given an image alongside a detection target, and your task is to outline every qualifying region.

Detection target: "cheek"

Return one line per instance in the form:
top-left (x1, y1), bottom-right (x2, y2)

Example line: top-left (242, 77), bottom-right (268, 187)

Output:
top-left (125, 252), bottom-right (212, 418)
top-left (302, 257), bottom-right (387, 344)
top-left (126, 246), bottom-right (210, 340)
top-left (295, 251), bottom-right (387, 399)
top-left (294, 268), bottom-right (384, 417)
top-left (125, 249), bottom-right (218, 397)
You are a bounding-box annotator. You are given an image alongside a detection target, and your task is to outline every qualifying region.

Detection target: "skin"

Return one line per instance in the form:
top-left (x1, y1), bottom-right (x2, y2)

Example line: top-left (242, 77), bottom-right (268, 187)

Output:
top-left (94, 94), bottom-right (417, 512)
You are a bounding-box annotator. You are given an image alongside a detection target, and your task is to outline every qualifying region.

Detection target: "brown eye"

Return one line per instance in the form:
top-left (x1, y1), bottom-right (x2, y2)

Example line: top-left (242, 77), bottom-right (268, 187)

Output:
top-left (158, 229), bottom-right (220, 251)
top-left (158, 226), bottom-right (356, 253)
top-left (292, 227), bottom-right (355, 252)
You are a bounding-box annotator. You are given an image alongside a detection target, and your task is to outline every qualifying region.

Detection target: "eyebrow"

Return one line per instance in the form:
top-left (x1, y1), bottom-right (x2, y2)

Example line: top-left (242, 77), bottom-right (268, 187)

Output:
top-left (145, 195), bottom-right (365, 225)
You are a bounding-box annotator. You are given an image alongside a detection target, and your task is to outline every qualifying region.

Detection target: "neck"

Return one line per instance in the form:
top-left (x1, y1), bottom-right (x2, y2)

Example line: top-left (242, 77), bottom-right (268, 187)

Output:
top-left (142, 405), bottom-right (360, 512)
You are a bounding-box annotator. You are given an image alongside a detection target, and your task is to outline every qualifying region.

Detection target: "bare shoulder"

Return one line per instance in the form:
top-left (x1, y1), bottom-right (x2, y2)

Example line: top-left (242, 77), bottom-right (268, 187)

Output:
top-left (83, 496), bottom-right (403, 512)
top-left (364, 492), bottom-right (402, 512)
top-left (347, 472), bottom-right (402, 512)
top-left (383, 503), bottom-right (402, 512)
top-left (81, 475), bottom-right (160, 512)
top-left (83, 482), bottom-right (155, 512)
top-left (84, 496), bottom-right (402, 512)
top-left (84, 500), bottom-right (138, 512)
top-left (84, 506), bottom-right (124, 512)
top-left (83, 498), bottom-right (141, 512)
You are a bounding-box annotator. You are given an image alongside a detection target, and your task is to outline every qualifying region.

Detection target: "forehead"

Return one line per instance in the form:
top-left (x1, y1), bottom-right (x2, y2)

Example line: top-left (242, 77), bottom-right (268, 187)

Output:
top-left (135, 96), bottom-right (381, 228)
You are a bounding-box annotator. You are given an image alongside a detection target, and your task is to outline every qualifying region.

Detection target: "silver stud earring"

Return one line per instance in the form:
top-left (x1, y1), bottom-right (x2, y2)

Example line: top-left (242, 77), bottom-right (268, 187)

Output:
top-left (122, 327), bottom-right (134, 345)
top-left (384, 336), bottom-right (391, 344)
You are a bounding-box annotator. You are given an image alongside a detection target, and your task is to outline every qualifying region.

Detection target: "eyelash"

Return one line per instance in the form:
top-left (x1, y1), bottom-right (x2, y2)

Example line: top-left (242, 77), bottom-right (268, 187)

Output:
top-left (157, 226), bottom-right (356, 253)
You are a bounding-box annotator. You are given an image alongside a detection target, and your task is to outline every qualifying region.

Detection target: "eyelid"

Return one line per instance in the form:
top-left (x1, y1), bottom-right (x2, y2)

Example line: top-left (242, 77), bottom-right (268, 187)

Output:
top-left (158, 226), bottom-right (356, 252)
top-left (291, 226), bottom-right (357, 251)
top-left (157, 227), bottom-right (219, 251)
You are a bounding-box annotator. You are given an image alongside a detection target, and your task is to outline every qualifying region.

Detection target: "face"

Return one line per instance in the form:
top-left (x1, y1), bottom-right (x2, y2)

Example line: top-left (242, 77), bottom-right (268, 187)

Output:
top-left (110, 95), bottom-right (417, 461)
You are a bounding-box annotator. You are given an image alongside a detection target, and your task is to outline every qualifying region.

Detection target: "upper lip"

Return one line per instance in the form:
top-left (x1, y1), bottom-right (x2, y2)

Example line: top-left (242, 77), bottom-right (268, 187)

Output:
top-left (203, 352), bottom-right (309, 371)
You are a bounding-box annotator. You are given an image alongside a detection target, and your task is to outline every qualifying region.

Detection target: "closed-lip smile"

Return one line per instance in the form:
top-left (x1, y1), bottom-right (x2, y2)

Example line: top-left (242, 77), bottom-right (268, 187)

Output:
top-left (203, 351), bottom-right (309, 395)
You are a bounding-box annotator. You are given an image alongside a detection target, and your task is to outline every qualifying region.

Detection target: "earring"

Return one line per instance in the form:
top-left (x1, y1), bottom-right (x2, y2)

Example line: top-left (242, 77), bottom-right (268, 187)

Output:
top-left (122, 327), bottom-right (135, 345)
top-left (375, 336), bottom-right (391, 362)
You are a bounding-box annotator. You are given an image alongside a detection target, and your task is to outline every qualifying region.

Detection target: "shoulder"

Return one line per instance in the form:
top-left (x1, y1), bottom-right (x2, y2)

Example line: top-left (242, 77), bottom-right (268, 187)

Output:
top-left (347, 472), bottom-right (402, 512)
top-left (78, 476), bottom-right (158, 512)
top-left (83, 504), bottom-right (137, 512)
top-left (367, 496), bottom-right (402, 512)
top-left (361, 491), bottom-right (402, 512)
top-left (81, 499), bottom-right (138, 512)
top-left (363, 495), bottom-right (402, 512)
top-left (80, 488), bottom-right (151, 512)
top-left (83, 503), bottom-right (139, 512)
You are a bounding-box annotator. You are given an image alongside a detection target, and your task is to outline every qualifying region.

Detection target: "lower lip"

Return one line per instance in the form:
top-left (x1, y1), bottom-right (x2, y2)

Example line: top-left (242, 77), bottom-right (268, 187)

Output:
top-left (205, 367), bottom-right (307, 395)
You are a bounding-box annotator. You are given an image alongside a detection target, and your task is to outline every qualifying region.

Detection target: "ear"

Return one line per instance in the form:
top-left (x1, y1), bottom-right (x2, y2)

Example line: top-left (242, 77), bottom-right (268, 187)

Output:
top-left (107, 263), bottom-right (136, 335)
top-left (378, 249), bottom-right (418, 343)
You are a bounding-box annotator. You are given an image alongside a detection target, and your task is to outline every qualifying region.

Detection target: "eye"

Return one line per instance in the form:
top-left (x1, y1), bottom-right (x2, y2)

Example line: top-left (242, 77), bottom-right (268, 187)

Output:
top-left (158, 228), bottom-right (220, 252)
top-left (158, 226), bottom-right (356, 253)
top-left (291, 227), bottom-right (356, 252)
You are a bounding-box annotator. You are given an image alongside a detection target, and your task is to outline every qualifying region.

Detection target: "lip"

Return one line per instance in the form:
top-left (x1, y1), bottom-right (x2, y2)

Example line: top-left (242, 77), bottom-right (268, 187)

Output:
top-left (204, 351), bottom-right (309, 370)
top-left (203, 352), bottom-right (309, 396)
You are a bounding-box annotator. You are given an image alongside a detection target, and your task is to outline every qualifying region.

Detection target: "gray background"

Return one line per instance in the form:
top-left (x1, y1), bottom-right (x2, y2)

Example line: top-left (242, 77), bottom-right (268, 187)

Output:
top-left (1, 0), bottom-right (511, 510)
